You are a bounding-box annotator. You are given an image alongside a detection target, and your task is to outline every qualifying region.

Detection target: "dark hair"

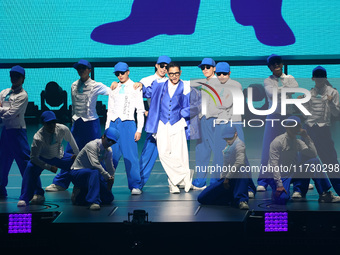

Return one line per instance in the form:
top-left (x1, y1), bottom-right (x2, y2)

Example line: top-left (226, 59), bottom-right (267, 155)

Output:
top-left (167, 62), bottom-right (181, 71)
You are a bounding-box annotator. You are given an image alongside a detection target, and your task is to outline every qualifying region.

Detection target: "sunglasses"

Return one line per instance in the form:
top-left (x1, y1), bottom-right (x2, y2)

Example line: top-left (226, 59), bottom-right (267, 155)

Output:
top-left (200, 65), bottom-right (212, 70)
top-left (159, 63), bottom-right (168, 69)
top-left (115, 71), bottom-right (126, 77)
top-left (168, 72), bottom-right (180, 77)
top-left (216, 72), bottom-right (229, 76)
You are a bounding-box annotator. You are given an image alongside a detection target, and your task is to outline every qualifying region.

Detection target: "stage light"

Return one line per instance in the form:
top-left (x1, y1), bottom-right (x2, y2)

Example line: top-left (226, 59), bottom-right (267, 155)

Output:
top-left (127, 210), bottom-right (149, 225)
top-left (8, 214), bottom-right (32, 234)
top-left (264, 212), bottom-right (288, 232)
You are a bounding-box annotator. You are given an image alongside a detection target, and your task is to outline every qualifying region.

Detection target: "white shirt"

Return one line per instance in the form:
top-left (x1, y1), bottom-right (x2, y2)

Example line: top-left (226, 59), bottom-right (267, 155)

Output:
top-left (71, 139), bottom-right (115, 181)
top-left (215, 78), bottom-right (243, 122)
top-left (106, 79), bottom-right (145, 132)
top-left (269, 133), bottom-right (317, 187)
top-left (71, 78), bottom-right (110, 122)
top-left (140, 73), bottom-right (168, 87)
top-left (0, 87), bottom-right (28, 129)
top-left (304, 85), bottom-right (340, 127)
top-left (264, 74), bottom-right (298, 114)
top-left (30, 124), bottom-right (79, 170)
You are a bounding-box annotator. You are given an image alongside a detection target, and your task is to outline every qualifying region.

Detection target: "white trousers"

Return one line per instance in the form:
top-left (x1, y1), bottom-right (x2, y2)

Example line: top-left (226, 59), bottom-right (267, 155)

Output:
top-left (156, 120), bottom-right (190, 186)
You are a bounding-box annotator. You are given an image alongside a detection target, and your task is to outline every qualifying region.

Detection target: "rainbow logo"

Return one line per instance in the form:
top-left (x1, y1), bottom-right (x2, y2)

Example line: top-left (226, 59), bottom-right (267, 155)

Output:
top-left (197, 82), bottom-right (222, 106)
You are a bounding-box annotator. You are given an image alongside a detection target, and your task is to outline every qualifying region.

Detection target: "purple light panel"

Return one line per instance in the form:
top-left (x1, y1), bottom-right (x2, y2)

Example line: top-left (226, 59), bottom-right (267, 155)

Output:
top-left (8, 213), bottom-right (32, 234)
top-left (264, 212), bottom-right (288, 232)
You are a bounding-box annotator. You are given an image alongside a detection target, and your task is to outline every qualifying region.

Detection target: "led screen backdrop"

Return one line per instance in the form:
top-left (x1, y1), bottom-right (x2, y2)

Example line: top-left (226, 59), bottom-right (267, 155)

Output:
top-left (1, 0), bottom-right (339, 60)
top-left (1, 0), bottom-right (339, 107)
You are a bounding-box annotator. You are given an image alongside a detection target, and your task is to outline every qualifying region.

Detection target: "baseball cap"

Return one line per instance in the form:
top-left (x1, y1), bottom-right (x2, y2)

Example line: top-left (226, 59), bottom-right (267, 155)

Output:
top-left (267, 54), bottom-right (282, 66)
top-left (41, 111), bottom-right (57, 123)
top-left (221, 125), bottom-right (236, 139)
top-left (104, 127), bottom-right (120, 142)
top-left (10, 65), bottom-right (25, 76)
top-left (114, 62), bottom-right (129, 72)
top-left (198, 58), bottom-right (216, 68)
top-left (312, 66), bottom-right (327, 78)
top-left (285, 116), bottom-right (301, 126)
top-left (215, 62), bottom-right (230, 73)
top-left (73, 59), bottom-right (92, 69)
top-left (157, 55), bottom-right (171, 64)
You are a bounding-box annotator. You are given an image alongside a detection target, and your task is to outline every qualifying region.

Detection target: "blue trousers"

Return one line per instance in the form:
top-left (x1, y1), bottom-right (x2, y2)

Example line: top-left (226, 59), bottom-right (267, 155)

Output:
top-left (193, 117), bottom-right (217, 187)
top-left (139, 132), bottom-right (158, 188)
top-left (70, 169), bottom-right (114, 205)
top-left (109, 119), bottom-right (142, 190)
top-left (305, 125), bottom-right (340, 195)
top-left (197, 178), bottom-right (249, 206)
top-left (269, 158), bottom-right (331, 204)
top-left (19, 152), bottom-right (74, 203)
top-left (0, 128), bottom-right (30, 196)
top-left (53, 118), bottom-right (101, 189)
top-left (257, 114), bottom-right (287, 188)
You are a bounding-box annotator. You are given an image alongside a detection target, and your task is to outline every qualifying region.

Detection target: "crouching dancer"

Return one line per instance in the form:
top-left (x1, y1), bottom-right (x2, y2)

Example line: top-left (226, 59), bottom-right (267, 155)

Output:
top-left (69, 127), bottom-right (119, 210)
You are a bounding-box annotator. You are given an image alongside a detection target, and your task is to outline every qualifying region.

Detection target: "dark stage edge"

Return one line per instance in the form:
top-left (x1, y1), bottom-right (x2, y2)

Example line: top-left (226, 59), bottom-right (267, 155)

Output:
top-left (1, 186), bottom-right (340, 253)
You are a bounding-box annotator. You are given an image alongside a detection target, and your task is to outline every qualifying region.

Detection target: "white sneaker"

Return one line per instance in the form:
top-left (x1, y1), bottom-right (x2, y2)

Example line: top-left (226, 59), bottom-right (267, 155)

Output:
top-left (308, 184), bottom-right (314, 190)
top-left (292, 191), bottom-right (302, 199)
top-left (318, 191), bottom-right (340, 203)
top-left (191, 185), bottom-right (207, 190)
top-left (168, 180), bottom-right (180, 194)
top-left (45, 184), bottom-right (66, 192)
top-left (256, 185), bottom-right (266, 192)
top-left (239, 201), bottom-right (249, 210)
top-left (17, 200), bottom-right (27, 207)
top-left (248, 191), bottom-right (255, 199)
top-left (131, 188), bottom-right (142, 195)
top-left (30, 195), bottom-right (45, 205)
top-left (89, 203), bottom-right (100, 210)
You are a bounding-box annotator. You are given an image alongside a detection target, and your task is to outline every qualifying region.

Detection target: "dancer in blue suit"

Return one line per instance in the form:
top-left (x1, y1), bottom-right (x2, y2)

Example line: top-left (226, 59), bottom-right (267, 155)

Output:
top-left (141, 62), bottom-right (192, 193)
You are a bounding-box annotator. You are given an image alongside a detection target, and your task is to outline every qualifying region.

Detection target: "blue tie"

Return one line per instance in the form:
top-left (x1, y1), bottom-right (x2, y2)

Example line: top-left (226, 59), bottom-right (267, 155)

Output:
top-left (78, 82), bottom-right (85, 93)
top-left (4, 90), bottom-right (13, 101)
top-left (119, 84), bottom-right (125, 94)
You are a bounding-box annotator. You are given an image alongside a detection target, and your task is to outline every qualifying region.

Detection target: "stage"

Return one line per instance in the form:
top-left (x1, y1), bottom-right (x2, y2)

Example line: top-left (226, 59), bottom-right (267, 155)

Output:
top-left (1, 125), bottom-right (340, 253)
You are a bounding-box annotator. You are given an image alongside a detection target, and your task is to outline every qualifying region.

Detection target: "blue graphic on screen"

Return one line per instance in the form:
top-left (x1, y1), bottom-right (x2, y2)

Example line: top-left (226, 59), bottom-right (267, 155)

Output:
top-left (91, 0), bottom-right (295, 46)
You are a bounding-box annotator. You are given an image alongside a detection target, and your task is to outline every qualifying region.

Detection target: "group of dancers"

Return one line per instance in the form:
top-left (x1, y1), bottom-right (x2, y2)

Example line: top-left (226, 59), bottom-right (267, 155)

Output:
top-left (1, 54), bottom-right (339, 210)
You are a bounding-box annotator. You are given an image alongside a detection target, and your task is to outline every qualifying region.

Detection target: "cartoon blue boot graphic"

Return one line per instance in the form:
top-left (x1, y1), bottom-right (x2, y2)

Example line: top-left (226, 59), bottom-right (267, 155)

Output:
top-left (231, 0), bottom-right (295, 46)
top-left (91, 0), bottom-right (201, 45)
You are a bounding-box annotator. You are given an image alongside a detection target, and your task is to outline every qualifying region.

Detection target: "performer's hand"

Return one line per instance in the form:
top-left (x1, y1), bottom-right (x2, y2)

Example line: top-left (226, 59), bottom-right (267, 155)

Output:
top-left (134, 132), bottom-right (141, 141)
top-left (133, 82), bottom-right (143, 90)
top-left (223, 178), bottom-right (230, 190)
top-left (107, 176), bottom-right (114, 190)
top-left (110, 81), bottom-right (118, 90)
top-left (71, 154), bottom-right (77, 160)
top-left (144, 111), bottom-right (149, 117)
top-left (327, 95), bottom-right (334, 101)
top-left (50, 166), bottom-right (58, 173)
top-left (299, 129), bottom-right (309, 139)
top-left (275, 186), bottom-right (287, 198)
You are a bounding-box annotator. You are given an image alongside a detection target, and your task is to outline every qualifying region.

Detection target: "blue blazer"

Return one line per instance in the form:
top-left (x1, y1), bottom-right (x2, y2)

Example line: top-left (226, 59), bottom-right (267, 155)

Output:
top-left (143, 80), bottom-right (191, 139)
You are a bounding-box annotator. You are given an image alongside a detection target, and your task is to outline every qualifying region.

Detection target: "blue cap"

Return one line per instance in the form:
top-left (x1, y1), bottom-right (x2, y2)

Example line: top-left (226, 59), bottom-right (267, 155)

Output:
top-left (267, 54), bottom-right (282, 66)
top-left (114, 62), bottom-right (129, 72)
top-left (10, 65), bottom-right (25, 76)
top-left (285, 116), bottom-right (301, 126)
top-left (73, 59), bottom-right (92, 69)
top-left (215, 62), bottom-right (230, 73)
top-left (198, 58), bottom-right (216, 68)
top-left (157, 55), bottom-right (171, 64)
top-left (104, 127), bottom-right (120, 142)
top-left (221, 125), bottom-right (236, 139)
top-left (41, 111), bottom-right (57, 123)
top-left (312, 66), bottom-right (327, 78)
